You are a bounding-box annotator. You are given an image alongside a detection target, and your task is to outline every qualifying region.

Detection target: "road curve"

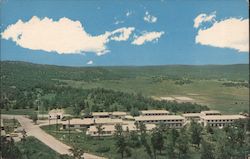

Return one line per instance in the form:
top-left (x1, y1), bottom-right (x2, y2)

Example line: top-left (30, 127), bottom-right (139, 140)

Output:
top-left (2, 114), bottom-right (106, 159)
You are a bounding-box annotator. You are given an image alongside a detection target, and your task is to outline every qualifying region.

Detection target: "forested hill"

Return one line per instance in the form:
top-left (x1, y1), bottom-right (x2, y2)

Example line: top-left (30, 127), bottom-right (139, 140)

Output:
top-left (0, 61), bottom-right (249, 114)
top-left (1, 61), bottom-right (249, 82)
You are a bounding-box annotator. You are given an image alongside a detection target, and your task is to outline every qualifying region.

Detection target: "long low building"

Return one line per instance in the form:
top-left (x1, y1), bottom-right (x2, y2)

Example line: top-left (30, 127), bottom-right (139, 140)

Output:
top-left (141, 110), bottom-right (170, 116)
top-left (62, 118), bottom-right (123, 129)
top-left (200, 110), bottom-right (221, 116)
top-left (200, 115), bottom-right (246, 127)
top-left (182, 113), bottom-right (201, 122)
top-left (134, 115), bottom-right (184, 128)
top-left (86, 124), bottom-right (156, 137)
top-left (91, 112), bottom-right (127, 119)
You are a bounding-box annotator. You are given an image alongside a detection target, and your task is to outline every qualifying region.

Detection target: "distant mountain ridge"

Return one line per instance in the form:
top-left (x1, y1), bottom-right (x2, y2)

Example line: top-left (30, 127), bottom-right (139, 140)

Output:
top-left (1, 60), bottom-right (249, 81)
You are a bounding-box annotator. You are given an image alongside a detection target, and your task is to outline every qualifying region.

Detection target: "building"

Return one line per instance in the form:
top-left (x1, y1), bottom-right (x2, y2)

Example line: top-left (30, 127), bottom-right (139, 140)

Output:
top-left (200, 110), bottom-right (221, 116)
top-left (200, 115), bottom-right (246, 127)
top-left (124, 115), bottom-right (135, 121)
top-left (94, 118), bottom-right (123, 125)
top-left (111, 112), bottom-right (127, 119)
top-left (134, 115), bottom-right (184, 128)
top-left (62, 118), bottom-right (123, 129)
top-left (92, 112), bottom-right (110, 118)
top-left (141, 110), bottom-right (170, 116)
top-left (182, 113), bottom-right (201, 122)
top-left (86, 123), bottom-right (156, 137)
top-left (1, 119), bottom-right (6, 137)
top-left (49, 109), bottom-right (64, 120)
top-left (62, 118), bottom-right (94, 129)
top-left (91, 112), bottom-right (127, 119)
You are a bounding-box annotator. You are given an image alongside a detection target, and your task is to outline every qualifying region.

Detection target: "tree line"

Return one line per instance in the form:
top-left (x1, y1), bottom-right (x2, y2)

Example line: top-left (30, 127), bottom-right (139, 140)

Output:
top-left (111, 120), bottom-right (250, 159)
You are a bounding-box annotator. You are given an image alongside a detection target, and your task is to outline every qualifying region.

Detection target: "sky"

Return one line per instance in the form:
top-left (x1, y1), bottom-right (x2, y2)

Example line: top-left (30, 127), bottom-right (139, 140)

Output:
top-left (0, 0), bottom-right (249, 66)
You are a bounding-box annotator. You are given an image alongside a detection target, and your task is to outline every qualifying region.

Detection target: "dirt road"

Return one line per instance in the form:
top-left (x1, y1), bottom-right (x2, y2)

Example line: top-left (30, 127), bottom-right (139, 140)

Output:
top-left (2, 114), bottom-right (105, 159)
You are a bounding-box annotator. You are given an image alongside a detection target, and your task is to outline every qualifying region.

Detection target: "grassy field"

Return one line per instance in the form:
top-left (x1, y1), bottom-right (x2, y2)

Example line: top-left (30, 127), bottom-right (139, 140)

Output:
top-left (41, 124), bottom-right (201, 159)
top-left (1, 61), bottom-right (249, 114)
top-left (60, 78), bottom-right (249, 114)
top-left (16, 136), bottom-right (69, 159)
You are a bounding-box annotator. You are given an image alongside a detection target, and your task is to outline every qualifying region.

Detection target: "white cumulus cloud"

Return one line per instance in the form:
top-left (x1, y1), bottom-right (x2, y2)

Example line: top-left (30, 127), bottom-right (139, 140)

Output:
top-left (1, 16), bottom-right (135, 55)
top-left (194, 12), bottom-right (216, 28)
top-left (144, 11), bottom-right (157, 23)
top-left (86, 60), bottom-right (93, 65)
top-left (195, 17), bottom-right (249, 52)
top-left (110, 27), bottom-right (135, 41)
top-left (132, 31), bottom-right (164, 45)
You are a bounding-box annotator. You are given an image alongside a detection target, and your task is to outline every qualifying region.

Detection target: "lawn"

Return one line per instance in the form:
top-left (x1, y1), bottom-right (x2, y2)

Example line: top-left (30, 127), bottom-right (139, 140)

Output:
top-left (16, 136), bottom-right (71, 159)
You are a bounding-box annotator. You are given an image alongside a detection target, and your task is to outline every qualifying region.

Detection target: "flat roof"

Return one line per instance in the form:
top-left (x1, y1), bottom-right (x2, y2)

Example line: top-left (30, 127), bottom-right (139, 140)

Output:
top-left (201, 115), bottom-right (246, 120)
top-left (124, 115), bottom-right (135, 120)
top-left (141, 110), bottom-right (170, 114)
top-left (62, 118), bottom-right (93, 125)
top-left (112, 112), bottom-right (127, 116)
top-left (92, 112), bottom-right (109, 116)
top-left (182, 113), bottom-right (201, 117)
top-left (135, 115), bottom-right (184, 121)
top-left (94, 118), bottom-right (123, 124)
top-left (201, 110), bottom-right (221, 114)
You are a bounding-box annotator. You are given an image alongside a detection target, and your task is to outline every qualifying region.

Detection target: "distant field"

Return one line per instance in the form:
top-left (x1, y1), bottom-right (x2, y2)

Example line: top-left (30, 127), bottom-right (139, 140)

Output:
top-left (1, 61), bottom-right (249, 114)
top-left (60, 78), bottom-right (249, 114)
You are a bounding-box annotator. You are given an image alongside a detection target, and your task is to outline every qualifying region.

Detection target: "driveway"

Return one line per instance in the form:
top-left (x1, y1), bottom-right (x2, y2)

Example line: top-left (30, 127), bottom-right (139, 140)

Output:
top-left (2, 114), bottom-right (105, 159)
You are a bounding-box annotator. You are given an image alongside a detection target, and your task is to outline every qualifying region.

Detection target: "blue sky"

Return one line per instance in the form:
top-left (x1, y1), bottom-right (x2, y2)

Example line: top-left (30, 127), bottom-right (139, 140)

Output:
top-left (0, 0), bottom-right (249, 66)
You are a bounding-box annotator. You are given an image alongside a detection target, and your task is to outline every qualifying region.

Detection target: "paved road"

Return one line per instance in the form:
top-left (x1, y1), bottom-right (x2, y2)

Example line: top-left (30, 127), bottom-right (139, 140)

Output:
top-left (2, 114), bottom-right (105, 159)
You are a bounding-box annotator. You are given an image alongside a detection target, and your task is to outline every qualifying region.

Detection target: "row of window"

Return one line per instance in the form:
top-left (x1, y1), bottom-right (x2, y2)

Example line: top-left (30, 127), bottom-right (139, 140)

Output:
top-left (144, 113), bottom-right (169, 116)
top-left (139, 119), bottom-right (183, 123)
top-left (207, 119), bottom-right (234, 122)
top-left (209, 123), bottom-right (232, 127)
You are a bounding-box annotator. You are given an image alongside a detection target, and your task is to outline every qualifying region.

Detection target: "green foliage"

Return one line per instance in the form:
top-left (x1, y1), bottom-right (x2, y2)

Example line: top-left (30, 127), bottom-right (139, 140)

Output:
top-left (222, 81), bottom-right (249, 88)
top-left (176, 128), bottom-right (190, 159)
top-left (69, 144), bottom-right (84, 159)
top-left (189, 120), bottom-right (203, 147)
top-left (151, 127), bottom-right (164, 157)
top-left (15, 137), bottom-right (70, 159)
top-left (96, 124), bottom-right (104, 139)
top-left (31, 113), bottom-right (38, 124)
top-left (95, 145), bottom-right (110, 153)
top-left (200, 139), bottom-right (215, 159)
top-left (1, 137), bottom-right (22, 159)
top-left (114, 124), bottom-right (130, 158)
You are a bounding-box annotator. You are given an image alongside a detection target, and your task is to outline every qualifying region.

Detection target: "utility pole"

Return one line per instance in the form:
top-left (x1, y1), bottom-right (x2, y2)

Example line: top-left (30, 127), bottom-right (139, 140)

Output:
top-left (56, 115), bottom-right (58, 135)
top-left (48, 107), bottom-right (50, 131)
top-left (68, 118), bottom-right (71, 142)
